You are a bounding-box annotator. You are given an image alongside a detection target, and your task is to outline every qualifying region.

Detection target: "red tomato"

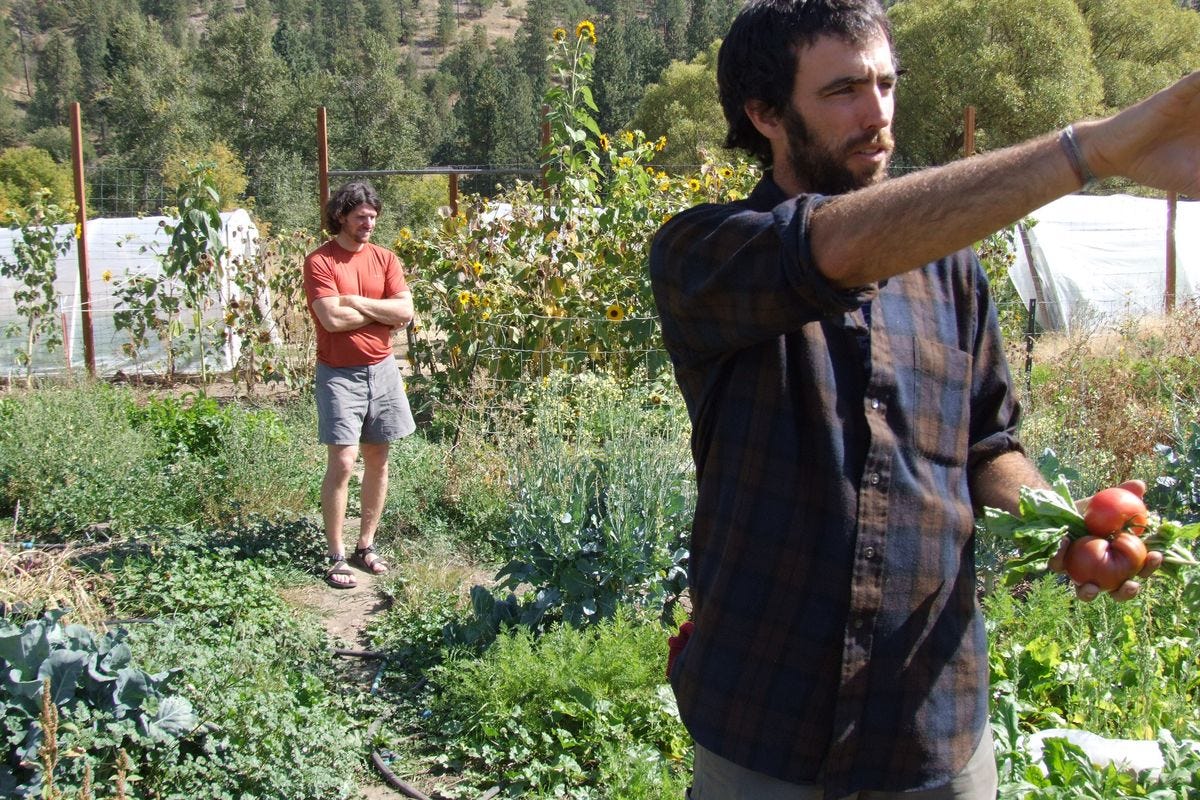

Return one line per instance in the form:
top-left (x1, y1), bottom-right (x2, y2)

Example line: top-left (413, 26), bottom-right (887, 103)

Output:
top-left (1084, 487), bottom-right (1149, 537)
top-left (1064, 533), bottom-right (1149, 592)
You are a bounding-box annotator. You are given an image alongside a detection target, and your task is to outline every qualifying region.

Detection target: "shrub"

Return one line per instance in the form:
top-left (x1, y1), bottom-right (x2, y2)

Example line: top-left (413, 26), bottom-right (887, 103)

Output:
top-left (468, 371), bottom-right (693, 634)
top-left (421, 609), bottom-right (690, 799)
top-left (398, 24), bottom-right (759, 402)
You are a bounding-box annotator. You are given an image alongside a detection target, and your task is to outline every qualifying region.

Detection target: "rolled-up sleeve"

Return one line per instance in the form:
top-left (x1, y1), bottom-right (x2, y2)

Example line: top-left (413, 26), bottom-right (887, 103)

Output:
top-left (650, 191), bottom-right (876, 370)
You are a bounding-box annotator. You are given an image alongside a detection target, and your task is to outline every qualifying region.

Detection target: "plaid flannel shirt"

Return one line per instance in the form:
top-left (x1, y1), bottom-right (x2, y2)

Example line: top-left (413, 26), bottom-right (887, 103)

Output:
top-left (649, 175), bottom-right (1023, 797)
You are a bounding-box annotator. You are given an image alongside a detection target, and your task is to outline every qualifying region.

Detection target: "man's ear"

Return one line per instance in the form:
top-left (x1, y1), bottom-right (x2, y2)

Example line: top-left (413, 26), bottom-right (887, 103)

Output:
top-left (744, 99), bottom-right (782, 140)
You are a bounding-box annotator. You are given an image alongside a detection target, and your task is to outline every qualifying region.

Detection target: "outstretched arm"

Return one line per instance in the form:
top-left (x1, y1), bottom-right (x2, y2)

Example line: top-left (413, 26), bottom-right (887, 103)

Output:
top-left (811, 70), bottom-right (1200, 288)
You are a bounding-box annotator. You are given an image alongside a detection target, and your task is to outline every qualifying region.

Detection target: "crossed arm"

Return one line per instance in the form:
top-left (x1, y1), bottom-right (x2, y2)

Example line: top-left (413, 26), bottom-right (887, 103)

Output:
top-left (311, 290), bottom-right (414, 333)
top-left (811, 70), bottom-right (1200, 287)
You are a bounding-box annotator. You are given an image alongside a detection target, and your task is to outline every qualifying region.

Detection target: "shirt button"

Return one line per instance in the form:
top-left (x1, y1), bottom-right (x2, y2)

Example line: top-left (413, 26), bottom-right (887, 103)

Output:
top-left (870, 473), bottom-right (880, 485)
top-left (864, 546), bottom-right (876, 560)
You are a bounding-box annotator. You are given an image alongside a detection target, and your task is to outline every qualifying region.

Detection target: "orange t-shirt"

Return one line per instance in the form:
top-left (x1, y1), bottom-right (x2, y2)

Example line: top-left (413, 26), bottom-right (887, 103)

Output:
top-left (303, 239), bottom-right (409, 367)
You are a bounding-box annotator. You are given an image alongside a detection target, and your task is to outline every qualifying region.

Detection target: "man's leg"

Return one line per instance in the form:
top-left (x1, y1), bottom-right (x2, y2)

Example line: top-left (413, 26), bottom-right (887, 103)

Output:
top-left (322, 443), bottom-right (359, 586)
top-left (354, 441), bottom-right (390, 574)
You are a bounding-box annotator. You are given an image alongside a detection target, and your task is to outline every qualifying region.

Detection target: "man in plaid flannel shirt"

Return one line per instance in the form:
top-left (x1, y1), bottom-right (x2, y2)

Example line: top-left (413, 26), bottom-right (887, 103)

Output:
top-left (651, 0), bottom-right (1196, 797)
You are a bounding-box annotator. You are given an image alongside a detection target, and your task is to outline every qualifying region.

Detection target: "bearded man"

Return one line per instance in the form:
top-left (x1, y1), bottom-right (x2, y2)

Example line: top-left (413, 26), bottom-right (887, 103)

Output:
top-left (649, 0), bottom-right (1197, 797)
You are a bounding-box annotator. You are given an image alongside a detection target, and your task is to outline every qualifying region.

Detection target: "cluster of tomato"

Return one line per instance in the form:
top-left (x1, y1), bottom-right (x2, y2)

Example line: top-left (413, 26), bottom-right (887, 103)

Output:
top-left (1063, 483), bottom-right (1151, 592)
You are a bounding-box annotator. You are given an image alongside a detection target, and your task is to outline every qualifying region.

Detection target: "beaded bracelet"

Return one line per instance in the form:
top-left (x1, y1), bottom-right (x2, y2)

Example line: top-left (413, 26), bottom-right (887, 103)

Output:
top-left (1059, 124), bottom-right (1098, 191)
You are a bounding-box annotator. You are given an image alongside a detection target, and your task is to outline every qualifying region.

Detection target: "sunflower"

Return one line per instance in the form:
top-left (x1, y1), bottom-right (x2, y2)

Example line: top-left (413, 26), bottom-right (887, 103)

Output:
top-left (605, 303), bottom-right (625, 322)
top-left (101, 269), bottom-right (112, 282)
top-left (575, 20), bottom-right (597, 44)
top-left (688, 178), bottom-right (701, 192)
top-left (398, 227), bottom-right (412, 241)
top-left (552, 27), bottom-right (567, 42)
top-left (457, 289), bottom-right (473, 308)
top-left (598, 133), bottom-right (610, 151)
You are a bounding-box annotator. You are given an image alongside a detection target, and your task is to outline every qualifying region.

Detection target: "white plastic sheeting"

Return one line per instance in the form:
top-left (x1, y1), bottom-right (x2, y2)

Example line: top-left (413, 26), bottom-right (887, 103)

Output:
top-left (0, 210), bottom-right (260, 377)
top-left (1010, 194), bottom-right (1199, 332)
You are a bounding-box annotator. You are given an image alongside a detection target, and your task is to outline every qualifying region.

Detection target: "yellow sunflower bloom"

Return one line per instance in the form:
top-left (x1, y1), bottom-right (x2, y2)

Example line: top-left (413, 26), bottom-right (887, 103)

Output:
top-left (457, 290), bottom-right (473, 308)
top-left (605, 303), bottom-right (626, 322)
top-left (552, 27), bottom-right (567, 42)
top-left (101, 270), bottom-right (112, 282)
top-left (398, 227), bottom-right (412, 240)
top-left (688, 178), bottom-right (701, 192)
top-left (598, 133), bottom-right (610, 151)
top-left (576, 20), bottom-right (597, 44)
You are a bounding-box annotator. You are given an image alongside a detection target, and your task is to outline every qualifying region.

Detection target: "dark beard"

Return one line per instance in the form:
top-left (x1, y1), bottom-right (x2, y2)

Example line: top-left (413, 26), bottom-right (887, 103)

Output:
top-left (782, 106), bottom-right (891, 195)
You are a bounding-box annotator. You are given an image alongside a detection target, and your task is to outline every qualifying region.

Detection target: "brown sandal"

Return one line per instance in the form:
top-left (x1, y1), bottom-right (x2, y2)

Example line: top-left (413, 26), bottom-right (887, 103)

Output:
top-left (325, 555), bottom-right (357, 589)
top-left (351, 545), bottom-right (388, 575)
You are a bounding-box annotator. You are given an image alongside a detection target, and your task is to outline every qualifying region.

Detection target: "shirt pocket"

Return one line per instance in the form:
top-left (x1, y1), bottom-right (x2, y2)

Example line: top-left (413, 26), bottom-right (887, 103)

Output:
top-left (902, 336), bottom-right (972, 466)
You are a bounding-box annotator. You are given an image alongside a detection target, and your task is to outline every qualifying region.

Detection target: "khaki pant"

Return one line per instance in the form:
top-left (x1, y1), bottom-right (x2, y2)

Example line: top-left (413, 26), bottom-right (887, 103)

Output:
top-left (689, 731), bottom-right (997, 800)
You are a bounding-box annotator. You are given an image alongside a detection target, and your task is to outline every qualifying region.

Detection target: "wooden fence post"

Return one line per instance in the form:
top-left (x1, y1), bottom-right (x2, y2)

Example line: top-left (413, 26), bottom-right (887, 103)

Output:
top-left (1166, 192), bottom-right (1177, 313)
top-left (317, 107), bottom-right (329, 231)
top-left (70, 102), bottom-right (96, 377)
top-left (963, 106), bottom-right (976, 158)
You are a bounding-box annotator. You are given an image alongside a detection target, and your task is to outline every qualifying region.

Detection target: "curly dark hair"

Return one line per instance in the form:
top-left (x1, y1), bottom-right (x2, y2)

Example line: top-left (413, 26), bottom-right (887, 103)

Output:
top-left (718, 0), bottom-right (892, 165)
top-left (324, 181), bottom-right (382, 234)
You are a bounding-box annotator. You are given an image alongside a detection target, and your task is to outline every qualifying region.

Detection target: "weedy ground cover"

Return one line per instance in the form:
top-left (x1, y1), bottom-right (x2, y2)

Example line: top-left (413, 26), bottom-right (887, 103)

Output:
top-left (2, 301), bottom-right (1200, 798)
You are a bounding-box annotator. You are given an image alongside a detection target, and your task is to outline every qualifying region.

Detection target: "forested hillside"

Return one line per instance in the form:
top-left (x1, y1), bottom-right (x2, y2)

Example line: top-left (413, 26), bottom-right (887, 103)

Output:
top-left (0, 0), bottom-right (743, 233)
top-left (0, 0), bottom-right (1197, 235)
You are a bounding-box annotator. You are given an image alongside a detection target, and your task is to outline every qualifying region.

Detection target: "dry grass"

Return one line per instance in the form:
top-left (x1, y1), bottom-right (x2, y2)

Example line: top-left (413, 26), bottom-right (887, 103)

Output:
top-left (1025, 302), bottom-right (1200, 476)
top-left (1, 543), bottom-right (113, 630)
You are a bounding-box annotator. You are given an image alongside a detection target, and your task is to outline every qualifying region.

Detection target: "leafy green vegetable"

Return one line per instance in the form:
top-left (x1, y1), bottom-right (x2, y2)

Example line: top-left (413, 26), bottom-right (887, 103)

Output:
top-left (983, 477), bottom-right (1200, 589)
top-left (983, 477), bottom-right (1086, 587)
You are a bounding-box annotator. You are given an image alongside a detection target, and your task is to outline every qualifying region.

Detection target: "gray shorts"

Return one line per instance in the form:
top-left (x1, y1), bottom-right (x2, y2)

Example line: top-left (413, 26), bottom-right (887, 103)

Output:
top-left (690, 730), bottom-right (996, 800)
top-left (315, 355), bottom-right (416, 445)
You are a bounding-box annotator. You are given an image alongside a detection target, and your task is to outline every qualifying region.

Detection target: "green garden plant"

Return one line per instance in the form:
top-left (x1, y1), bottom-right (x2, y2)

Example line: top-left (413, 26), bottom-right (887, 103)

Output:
top-left (0, 189), bottom-right (75, 385)
top-left (112, 162), bottom-right (228, 380)
top-left (478, 371), bottom-right (693, 632)
top-left (224, 227), bottom-right (319, 393)
top-left (0, 610), bottom-right (196, 797)
top-left (420, 609), bottom-right (691, 799)
top-left (398, 24), bottom-right (759, 401)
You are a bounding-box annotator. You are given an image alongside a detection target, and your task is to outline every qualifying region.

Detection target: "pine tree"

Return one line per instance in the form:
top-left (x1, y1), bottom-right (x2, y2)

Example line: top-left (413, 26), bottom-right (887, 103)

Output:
top-left (28, 30), bottom-right (82, 129)
top-left (437, 0), bottom-right (458, 50)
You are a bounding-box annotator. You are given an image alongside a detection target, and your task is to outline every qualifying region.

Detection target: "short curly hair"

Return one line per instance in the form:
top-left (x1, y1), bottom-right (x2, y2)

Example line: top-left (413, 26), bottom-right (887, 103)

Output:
top-left (324, 181), bottom-right (382, 234)
top-left (718, 0), bottom-right (892, 166)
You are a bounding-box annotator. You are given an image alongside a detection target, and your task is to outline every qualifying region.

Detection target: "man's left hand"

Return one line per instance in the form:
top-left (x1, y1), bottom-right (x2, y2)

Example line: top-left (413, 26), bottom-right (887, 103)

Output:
top-left (1048, 479), bottom-right (1162, 602)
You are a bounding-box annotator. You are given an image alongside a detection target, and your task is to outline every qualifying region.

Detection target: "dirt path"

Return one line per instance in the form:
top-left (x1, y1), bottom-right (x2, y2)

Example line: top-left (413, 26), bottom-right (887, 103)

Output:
top-left (287, 515), bottom-right (407, 800)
